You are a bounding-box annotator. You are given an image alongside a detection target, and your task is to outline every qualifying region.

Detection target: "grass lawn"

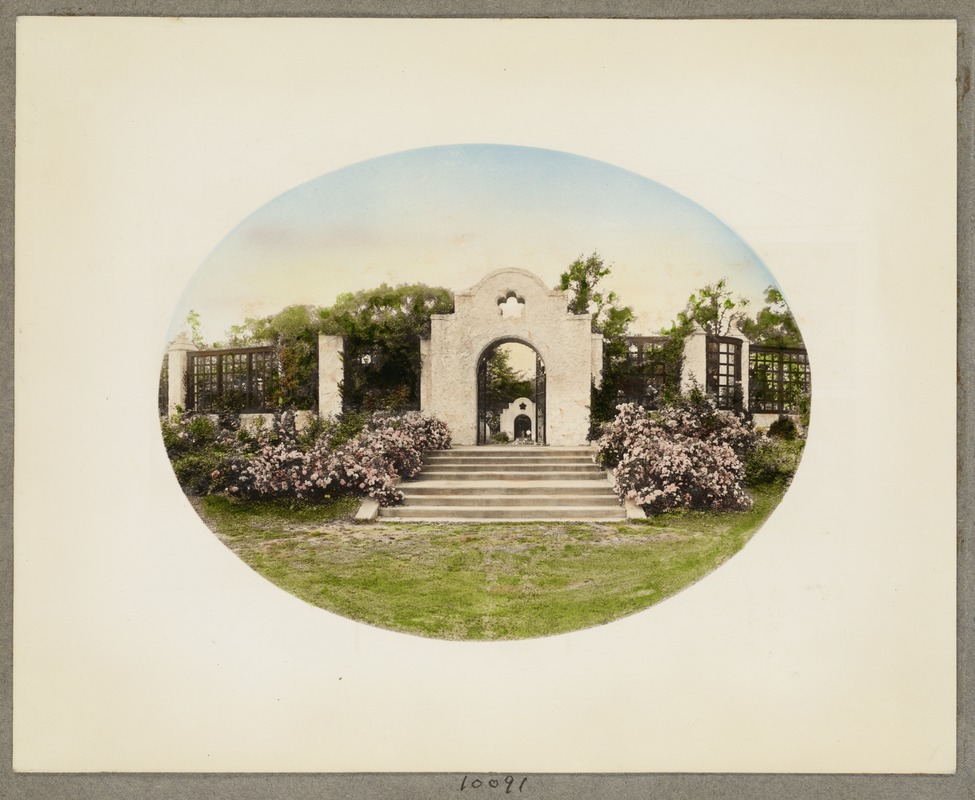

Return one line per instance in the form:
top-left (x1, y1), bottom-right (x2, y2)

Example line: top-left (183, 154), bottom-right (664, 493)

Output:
top-left (195, 485), bottom-right (786, 640)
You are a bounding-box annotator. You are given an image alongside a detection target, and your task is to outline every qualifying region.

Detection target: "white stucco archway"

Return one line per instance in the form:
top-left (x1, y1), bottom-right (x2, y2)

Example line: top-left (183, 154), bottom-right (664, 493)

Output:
top-left (419, 268), bottom-right (603, 446)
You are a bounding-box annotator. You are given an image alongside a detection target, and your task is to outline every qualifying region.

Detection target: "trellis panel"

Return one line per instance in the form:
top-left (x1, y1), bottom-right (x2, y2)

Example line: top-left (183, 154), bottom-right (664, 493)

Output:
top-left (619, 335), bottom-right (680, 406)
top-left (748, 346), bottom-right (811, 413)
top-left (186, 346), bottom-right (278, 413)
top-left (706, 336), bottom-right (743, 410)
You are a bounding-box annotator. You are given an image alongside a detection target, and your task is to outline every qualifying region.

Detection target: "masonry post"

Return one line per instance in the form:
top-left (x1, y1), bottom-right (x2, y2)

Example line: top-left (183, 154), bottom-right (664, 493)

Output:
top-left (419, 336), bottom-right (432, 413)
top-left (590, 333), bottom-right (604, 389)
top-left (318, 335), bottom-right (344, 418)
top-left (680, 321), bottom-right (708, 393)
top-left (166, 334), bottom-right (197, 416)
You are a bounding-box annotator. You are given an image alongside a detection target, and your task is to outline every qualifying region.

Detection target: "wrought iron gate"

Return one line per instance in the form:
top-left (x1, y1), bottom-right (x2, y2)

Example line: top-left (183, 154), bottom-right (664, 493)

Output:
top-left (476, 353), bottom-right (489, 445)
top-left (476, 345), bottom-right (546, 445)
top-left (534, 351), bottom-right (546, 445)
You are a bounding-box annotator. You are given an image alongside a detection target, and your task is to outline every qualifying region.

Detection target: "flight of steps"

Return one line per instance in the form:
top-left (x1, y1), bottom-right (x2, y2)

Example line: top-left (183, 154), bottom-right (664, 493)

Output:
top-left (378, 446), bottom-right (626, 522)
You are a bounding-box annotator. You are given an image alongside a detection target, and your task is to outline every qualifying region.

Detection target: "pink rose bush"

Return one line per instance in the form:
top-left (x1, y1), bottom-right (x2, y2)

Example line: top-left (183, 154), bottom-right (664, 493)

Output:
top-left (594, 393), bottom-right (757, 515)
top-left (221, 411), bottom-right (451, 506)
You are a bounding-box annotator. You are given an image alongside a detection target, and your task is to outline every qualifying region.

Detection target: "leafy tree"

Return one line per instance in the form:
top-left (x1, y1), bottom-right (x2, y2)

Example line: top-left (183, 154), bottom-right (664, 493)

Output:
top-left (557, 252), bottom-right (658, 431)
top-left (318, 283), bottom-right (453, 342)
top-left (740, 286), bottom-right (805, 348)
top-left (219, 285), bottom-right (454, 413)
top-left (318, 283), bottom-right (454, 411)
top-left (664, 278), bottom-right (749, 337)
top-left (207, 284), bottom-right (452, 413)
top-left (223, 304), bottom-right (321, 346)
top-left (485, 346), bottom-right (533, 408)
top-left (221, 305), bottom-right (322, 409)
top-left (558, 252), bottom-right (634, 336)
top-left (268, 306), bottom-right (321, 408)
top-left (185, 309), bottom-right (207, 349)
top-left (657, 280), bottom-right (751, 414)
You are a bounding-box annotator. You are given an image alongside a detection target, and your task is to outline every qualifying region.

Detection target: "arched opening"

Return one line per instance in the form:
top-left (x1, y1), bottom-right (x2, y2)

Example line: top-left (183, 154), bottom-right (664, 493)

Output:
top-left (513, 414), bottom-right (533, 440)
top-left (476, 339), bottom-right (546, 445)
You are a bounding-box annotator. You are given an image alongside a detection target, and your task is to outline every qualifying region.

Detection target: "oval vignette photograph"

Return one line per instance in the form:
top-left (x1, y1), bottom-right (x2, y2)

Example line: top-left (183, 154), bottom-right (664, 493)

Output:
top-left (158, 144), bottom-right (812, 641)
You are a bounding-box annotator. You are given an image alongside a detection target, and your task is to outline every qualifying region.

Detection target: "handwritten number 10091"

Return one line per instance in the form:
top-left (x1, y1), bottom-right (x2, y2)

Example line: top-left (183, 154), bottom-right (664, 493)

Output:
top-left (460, 775), bottom-right (528, 793)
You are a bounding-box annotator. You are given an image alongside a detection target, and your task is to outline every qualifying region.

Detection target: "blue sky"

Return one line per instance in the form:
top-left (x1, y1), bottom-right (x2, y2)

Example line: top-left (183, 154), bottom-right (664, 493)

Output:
top-left (168, 144), bottom-right (779, 344)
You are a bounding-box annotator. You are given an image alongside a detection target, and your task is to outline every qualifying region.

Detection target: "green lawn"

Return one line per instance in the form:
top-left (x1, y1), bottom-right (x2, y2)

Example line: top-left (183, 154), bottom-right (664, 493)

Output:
top-left (195, 486), bottom-right (785, 640)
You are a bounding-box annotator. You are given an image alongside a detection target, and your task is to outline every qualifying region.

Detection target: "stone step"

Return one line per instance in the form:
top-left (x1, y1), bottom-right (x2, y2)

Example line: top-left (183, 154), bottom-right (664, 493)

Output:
top-left (424, 455), bottom-right (595, 465)
top-left (430, 447), bottom-right (590, 452)
top-left (418, 462), bottom-right (602, 473)
top-left (377, 447), bottom-right (622, 523)
top-left (402, 482), bottom-right (612, 495)
top-left (379, 505), bottom-right (626, 521)
top-left (426, 447), bottom-right (594, 458)
top-left (399, 493), bottom-right (620, 507)
top-left (415, 469), bottom-right (607, 482)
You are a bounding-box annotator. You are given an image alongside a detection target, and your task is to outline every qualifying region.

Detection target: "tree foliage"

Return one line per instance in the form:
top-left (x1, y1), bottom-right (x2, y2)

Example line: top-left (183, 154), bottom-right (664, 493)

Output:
top-left (221, 305), bottom-right (322, 409)
top-left (558, 252), bottom-right (634, 337)
top-left (215, 283), bottom-right (454, 413)
top-left (318, 283), bottom-right (454, 344)
top-left (739, 286), bottom-right (804, 348)
top-left (184, 309), bottom-right (219, 349)
top-left (664, 278), bottom-right (749, 338)
top-left (557, 252), bottom-right (685, 431)
top-left (485, 346), bottom-right (534, 408)
top-left (319, 283), bottom-right (454, 412)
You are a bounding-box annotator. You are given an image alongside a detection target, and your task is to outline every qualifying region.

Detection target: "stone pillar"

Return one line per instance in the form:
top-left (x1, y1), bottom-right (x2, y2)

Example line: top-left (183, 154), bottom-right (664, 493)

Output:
top-left (729, 320), bottom-right (751, 411)
top-left (680, 322), bottom-right (708, 394)
top-left (590, 333), bottom-right (604, 389)
top-left (318, 335), bottom-right (344, 419)
top-left (166, 334), bottom-right (197, 416)
top-left (419, 336), bottom-right (432, 413)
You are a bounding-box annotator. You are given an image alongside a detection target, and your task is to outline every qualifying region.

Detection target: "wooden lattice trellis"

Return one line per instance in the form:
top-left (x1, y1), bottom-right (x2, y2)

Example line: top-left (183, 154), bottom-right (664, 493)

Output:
top-left (748, 346), bottom-right (811, 414)
top-left (186, 346), bottom-right (278, 413)
top-left (706, 335), bottom-right (743, 410)
top-left (617, 335), bottom-right (680, 406)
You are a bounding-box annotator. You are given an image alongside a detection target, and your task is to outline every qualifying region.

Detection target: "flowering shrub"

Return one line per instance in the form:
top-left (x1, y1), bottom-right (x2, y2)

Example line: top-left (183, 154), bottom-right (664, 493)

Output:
top-left (612, 435), bottom-right (750, 513)
top-left (593, 402), bottom-right (654, 469)
top-left (220, 411), bottom-right (451, 506)
top-left (161, 413), bottom-right (237, 494)
top-left (223, 421), bottom-right (319, 501)
top-left (594, 395), bottom-right (756, 515)
top-left (651, 388), bottom-right (757, 460)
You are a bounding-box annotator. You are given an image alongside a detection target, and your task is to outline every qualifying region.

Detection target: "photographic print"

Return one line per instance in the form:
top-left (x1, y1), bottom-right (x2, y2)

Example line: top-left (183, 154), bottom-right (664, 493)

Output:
top-left (159, 143), bottom-right (813, 640)
top-left (13, 17), bottom-right (956, 774)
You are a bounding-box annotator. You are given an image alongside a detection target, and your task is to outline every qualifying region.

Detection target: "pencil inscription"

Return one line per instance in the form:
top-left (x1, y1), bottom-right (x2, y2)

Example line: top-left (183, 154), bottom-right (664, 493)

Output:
top-left (459, 775), bottom-right (528, 793)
